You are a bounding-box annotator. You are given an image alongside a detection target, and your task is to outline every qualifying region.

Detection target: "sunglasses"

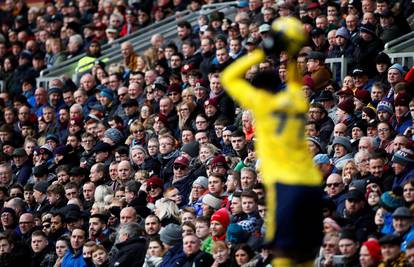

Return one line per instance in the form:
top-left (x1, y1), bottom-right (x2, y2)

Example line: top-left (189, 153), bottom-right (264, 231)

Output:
top-left (326, 182), bottom-right (341, 188)
top-left (149, 185), bottom-right (160, 190)
top-left (133, 129), bottom-right (144, 134)
top-left (173, 164), bottom-right (187, 170)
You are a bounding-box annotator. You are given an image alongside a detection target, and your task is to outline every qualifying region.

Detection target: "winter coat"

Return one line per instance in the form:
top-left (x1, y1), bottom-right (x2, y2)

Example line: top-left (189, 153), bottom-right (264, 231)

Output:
top-left (109, 237), bottom-right (147, 267)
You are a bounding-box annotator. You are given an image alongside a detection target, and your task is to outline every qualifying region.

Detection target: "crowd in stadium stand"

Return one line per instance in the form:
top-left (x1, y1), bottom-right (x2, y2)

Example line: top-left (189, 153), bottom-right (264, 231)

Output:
top-left (0, 0), bottom-right (414, 266)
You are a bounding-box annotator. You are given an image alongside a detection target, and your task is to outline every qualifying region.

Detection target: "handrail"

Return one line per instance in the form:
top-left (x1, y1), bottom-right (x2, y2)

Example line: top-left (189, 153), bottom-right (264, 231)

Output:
top-left (40, 10), bottom-right (191, 77)
top-left (41, 2), bottom-right (237, 79)
top-left (384, 31), bottom-right (414, 51)
top-left (41, 2), bottom-right (237, 78)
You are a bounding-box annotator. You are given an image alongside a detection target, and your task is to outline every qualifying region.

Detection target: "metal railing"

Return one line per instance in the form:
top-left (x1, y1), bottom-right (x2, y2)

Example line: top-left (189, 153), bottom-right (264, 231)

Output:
top-left (388, 52), bottom-right (414, 67)
top-left (326, 56), bottom-right (348, 82)
top-left (39, 1), bottom-right (238, 82)
top-left (39, 10), bottom-right (191, 78)
top-left (384, 31), bottom-right (414, 53)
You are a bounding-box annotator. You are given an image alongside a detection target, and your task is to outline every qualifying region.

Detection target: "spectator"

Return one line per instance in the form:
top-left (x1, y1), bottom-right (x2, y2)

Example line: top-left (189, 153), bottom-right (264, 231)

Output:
top-left (109, 223), bottom-right (147, 267)
top-left (61, 228), bottom-right (87, 267)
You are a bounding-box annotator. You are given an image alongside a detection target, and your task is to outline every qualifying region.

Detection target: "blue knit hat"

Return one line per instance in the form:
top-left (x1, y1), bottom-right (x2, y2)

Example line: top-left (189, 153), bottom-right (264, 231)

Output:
top-left (226, 223), bottom-right (249, 244)
top-left (314, 154), bottom-right (330, 165)
top-left (335, 27), bottom-right (350, 40)
top-left (100, 88), bottom-right (114, 101)
top-left (377, 99), bottom-right (394, 114)
top-left (392, 148), bottom-right (414, 165)
top-left (104, 128), bottom-right (123, 144)
top-left (389, 63), bottom-right (404, 74)
top-left (380, 191), bottom-right (404, 211)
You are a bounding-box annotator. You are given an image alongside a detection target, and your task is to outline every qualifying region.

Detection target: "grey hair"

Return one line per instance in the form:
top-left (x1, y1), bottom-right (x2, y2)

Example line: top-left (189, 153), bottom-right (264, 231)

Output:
top-left (116, 222), bottom-right (142, 243)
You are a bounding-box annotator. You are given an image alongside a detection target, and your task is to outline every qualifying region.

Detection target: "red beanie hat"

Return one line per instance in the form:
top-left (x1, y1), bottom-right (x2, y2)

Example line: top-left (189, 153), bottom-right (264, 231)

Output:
top-left (362, 240), bottom-right (382, 263)
top-left (338, 98), bottom-right (355, 114)
top-left (211, 208), bottom-right (230, 230)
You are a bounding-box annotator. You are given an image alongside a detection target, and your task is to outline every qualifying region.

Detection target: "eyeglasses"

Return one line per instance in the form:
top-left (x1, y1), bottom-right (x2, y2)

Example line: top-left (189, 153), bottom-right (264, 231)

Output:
top-left (118, 93), bottom-right (127, 97)
top-left (42, 224), bottom-right (51, 229)
top-left (19, 221), bottom-right (33, 225)
top-left (326, 182), bottom-right (341, 188)
top-left (378, 128), bottom-right (390, 132)
top-left (173, 164), bottom-right (187, 170)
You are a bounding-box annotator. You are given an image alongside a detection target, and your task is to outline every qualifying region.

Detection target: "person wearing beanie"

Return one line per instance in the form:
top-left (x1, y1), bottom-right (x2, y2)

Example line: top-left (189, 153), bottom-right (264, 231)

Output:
top-left (226, 223), bottom-right (249, 245)
top-left (353, 22), bottom-right (384, 77)
top-left (160, 223), bottom-right (183, 248)
top-left (391, 148), bottom-right (414, 189)
top-left (146, 176), bottom-right (164, 204)
top-left (377, 99), bottom-right (394, 122)
top-left (332, 136), bottom-right (353, 170)
top-left (354, 90), bottom-right (372, 114)
top-left (159, 223), bottom-right (186, 267)
top-left (387, 63), bottom-right (405, 99)
top-left (306, 136), bottom-right (324, 155)
top-left (180, 141), bottom-right (200, 159)
top-left (103, 128), bottom-right (124, 146)
top-left (210, 208), bottom-right (230, 241)
top-left (188, 176), bottom-right (209, 216)
top-left (328, 27), bottom-right (354, 59)
top-left (373, 52), bottom-right (391, 85)
top-left (392, 92), bottom-right (412, 135)
top-left (33, 181), bottom-right (51, 216)
top-left (202, 193), bottom-right (223, 218)
top-left (351, 120), bottom-right (367, 142)
top-left (360, 239), bottom-right (382, 266)
top-left (336, 98), bottom-right (357, 128)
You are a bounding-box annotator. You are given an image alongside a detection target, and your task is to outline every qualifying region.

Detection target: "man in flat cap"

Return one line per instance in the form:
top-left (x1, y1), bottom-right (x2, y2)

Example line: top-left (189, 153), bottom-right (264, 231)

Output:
top-left (306, 51), bottom-right (332, 91)
top-left (379, 234), bottom-right (408, 266)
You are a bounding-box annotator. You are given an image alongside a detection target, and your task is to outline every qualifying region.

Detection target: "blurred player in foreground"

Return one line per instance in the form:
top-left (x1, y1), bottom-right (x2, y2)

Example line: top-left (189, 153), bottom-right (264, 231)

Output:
top-left (221, 17), bottom-right (323, 266)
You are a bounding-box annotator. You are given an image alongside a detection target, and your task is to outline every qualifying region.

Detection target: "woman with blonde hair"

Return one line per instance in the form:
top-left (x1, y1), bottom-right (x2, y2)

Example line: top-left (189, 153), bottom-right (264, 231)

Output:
top-left (94, 185), bottom-right (114, 204)
top-left (154, 198), bottom-right (180, 226)
top-left (199, 143), bottom-right (220, 164)
top-left (136, 54), bottom-right (150, 72)
top-left (341, 160), bottom-right (358, 186)
top-left (181, 87), bottom-right (195, 104)
top-left (177, 101), bottom-right (197, 131)
top-left (126, 120), bottom-right (148, 146)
